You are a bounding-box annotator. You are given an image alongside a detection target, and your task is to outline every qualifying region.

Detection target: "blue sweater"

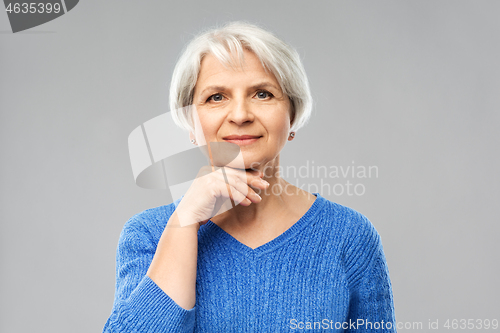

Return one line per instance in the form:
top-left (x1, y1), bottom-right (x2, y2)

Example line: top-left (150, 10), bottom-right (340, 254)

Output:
top-left (103, 193), bottom-right (397, 332)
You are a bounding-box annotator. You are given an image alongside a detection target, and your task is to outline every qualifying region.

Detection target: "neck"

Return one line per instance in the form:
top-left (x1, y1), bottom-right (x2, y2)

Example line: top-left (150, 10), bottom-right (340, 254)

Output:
top-left (213, 156), bottom-right (291, 228)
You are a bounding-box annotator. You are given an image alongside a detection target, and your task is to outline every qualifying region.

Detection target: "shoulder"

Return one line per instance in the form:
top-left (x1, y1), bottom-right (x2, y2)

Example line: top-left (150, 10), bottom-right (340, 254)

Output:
top-left (314, 194), bottom-right (383, 276)
top-left (315, 194), bottom-right (379, 245)
top-left (119, 198), bottom-right (181, 247)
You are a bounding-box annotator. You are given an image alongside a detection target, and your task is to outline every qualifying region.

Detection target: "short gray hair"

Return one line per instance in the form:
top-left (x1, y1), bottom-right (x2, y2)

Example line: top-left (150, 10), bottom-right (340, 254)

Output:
top-left (169, 21), bottom-right (312, 133)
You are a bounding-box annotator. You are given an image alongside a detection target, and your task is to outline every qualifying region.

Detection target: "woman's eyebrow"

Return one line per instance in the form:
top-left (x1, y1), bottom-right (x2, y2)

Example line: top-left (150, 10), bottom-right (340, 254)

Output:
top-left (199, 86), bottom-right (226, 96)
top-left (248, 82), bottom-right (280, 91)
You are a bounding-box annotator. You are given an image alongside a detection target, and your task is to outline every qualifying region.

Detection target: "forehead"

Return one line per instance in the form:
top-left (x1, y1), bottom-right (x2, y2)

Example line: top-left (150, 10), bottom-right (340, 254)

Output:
top-left (196, 50), bottom-right (279, 87)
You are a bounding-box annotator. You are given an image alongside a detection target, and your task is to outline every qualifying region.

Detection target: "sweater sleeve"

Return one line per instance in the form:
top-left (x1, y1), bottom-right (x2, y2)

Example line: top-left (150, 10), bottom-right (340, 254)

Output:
top-left (102, 216), bottom-right (196, 333)
top-left (343, 214), bottom-right (397, 333)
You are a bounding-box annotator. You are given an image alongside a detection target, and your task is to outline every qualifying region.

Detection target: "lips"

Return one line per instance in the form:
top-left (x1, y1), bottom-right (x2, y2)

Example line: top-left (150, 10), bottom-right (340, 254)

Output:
top-left (223, 135), bottom-right (261, 140)
top-left (223, 135), bottom-right (262, 146)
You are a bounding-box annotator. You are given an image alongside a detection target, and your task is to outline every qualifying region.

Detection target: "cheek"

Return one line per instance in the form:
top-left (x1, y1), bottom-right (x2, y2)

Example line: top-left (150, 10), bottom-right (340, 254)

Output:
top-left (275, 109), bottom-right (292, 134)
top-left (267, 118), bottom-right (291, 145)
top-left (196, 113), bottom-right (222, 137)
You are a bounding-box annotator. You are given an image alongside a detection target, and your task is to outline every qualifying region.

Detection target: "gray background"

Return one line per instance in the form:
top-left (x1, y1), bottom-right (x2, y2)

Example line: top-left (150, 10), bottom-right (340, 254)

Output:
top-left (1, 1), bottom-right (499, 332)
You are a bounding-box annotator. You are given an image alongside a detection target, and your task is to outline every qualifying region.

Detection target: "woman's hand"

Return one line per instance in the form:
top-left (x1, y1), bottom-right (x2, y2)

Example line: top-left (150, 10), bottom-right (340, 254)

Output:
top-left (147, 166), bottom-right (268, 309)
top-left (175, 166), bottom-right (270, 228)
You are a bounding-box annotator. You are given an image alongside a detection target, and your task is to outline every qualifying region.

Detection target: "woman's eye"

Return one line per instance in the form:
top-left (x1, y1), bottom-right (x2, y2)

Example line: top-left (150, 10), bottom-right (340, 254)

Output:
top-left (208, 93), bottom-right (223, 102)
top-left (256, 91), bottom-right (273, 99)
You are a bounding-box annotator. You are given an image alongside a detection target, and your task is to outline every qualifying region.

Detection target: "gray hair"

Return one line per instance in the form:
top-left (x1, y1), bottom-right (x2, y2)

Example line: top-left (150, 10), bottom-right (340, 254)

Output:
top-left (169, 21), bottom-right (312, 133)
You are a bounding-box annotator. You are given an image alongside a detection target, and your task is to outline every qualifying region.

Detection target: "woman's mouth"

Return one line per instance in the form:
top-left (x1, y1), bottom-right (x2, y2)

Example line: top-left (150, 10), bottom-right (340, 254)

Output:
top-left (223, 135), bottom-right (262, 146)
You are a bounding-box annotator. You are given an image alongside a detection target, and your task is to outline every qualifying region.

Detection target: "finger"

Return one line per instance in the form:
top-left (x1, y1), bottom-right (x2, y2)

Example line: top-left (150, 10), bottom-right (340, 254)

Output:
top-left (247, 176), bottom-right (270, 190)
top-left (215, 182), bottom-right (252, 206)
top-left (218, 173), bottom-right (264, 203)
top-left (217, 167), bottom-right (268, 190)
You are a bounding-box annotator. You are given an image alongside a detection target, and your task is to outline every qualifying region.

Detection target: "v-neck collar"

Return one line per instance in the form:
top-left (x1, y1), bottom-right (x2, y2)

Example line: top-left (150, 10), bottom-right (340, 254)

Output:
top-left (202, 193), bottom-right (325, 258)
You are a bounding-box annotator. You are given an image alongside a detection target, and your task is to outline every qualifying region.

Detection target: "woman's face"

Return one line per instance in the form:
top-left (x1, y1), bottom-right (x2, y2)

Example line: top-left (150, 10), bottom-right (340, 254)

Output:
top-left (192, 50), bottom-right (292, 170)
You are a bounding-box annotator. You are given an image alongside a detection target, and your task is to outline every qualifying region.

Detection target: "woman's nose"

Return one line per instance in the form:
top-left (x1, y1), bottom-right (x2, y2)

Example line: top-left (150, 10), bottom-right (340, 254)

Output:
top-left (227, 99), bottom-right (254, 125)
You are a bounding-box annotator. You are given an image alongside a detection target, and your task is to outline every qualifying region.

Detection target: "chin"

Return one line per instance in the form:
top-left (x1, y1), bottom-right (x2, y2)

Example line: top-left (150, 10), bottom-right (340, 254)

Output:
top-left (223, 160), bottom-right (259, 171)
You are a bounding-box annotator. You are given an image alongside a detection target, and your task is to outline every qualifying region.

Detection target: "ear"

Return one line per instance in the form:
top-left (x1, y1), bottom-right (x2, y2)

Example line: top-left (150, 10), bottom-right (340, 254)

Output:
top-left (289, 102), bottom-right (295, 127)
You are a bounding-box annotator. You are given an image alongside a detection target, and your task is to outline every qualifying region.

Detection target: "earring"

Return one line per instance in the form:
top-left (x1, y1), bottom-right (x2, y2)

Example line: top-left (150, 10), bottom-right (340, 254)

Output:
top-left (190, 139), bottom-right (196, 144)
top-left (289, 132), bottom-right (295, 138)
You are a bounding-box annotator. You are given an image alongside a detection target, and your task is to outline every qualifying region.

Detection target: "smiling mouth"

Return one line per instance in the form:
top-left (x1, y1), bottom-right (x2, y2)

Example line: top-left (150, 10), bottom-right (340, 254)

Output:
top-left (223, 135), bottom-right (262, 146)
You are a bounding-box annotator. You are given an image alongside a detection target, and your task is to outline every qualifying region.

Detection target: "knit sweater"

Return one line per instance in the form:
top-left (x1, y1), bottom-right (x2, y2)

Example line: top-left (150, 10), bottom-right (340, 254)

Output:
top-left (103, 193), bottom-right (397, 332)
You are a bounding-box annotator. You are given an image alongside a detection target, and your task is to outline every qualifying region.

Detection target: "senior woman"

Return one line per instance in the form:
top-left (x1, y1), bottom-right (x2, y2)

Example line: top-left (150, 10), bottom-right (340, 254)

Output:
top-left (103, 21), bottom-right (397, 332)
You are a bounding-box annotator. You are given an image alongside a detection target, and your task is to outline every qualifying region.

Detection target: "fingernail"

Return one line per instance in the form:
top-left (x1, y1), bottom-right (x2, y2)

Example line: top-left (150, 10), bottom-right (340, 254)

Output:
top-left (260, 179), bottom-right (269, 186)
